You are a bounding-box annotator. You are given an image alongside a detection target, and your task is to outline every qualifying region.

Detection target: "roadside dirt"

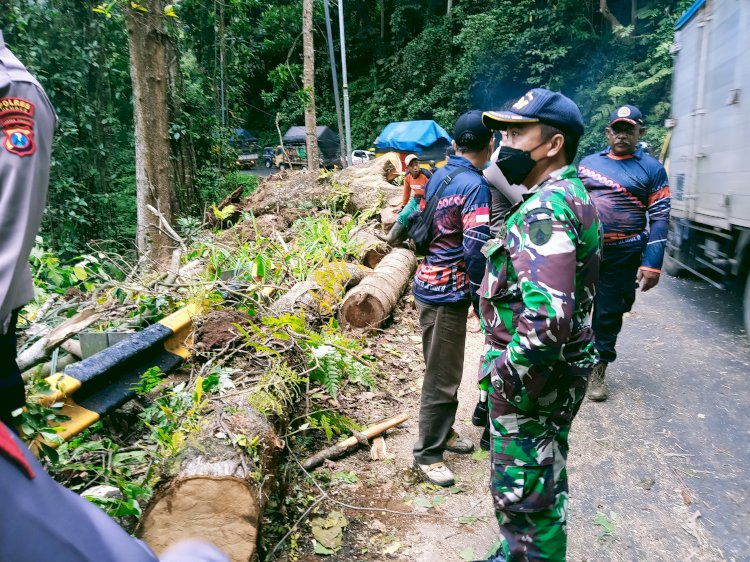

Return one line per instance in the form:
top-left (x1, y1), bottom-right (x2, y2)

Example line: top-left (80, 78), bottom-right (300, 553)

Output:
top-left (292, 283), bottom-right (734, 562)
top-left (194, 310), bottom-right (253, 353)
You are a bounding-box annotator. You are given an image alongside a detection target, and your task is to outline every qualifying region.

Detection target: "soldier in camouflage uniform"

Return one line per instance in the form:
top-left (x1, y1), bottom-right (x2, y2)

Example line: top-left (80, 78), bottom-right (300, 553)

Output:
top-left (477, 89), bottom-right (602, 562)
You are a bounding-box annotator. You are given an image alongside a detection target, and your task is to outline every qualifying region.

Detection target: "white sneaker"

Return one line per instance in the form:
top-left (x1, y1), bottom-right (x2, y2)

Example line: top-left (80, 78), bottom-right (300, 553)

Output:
top-left (413, 460), bottom-right (455, 487)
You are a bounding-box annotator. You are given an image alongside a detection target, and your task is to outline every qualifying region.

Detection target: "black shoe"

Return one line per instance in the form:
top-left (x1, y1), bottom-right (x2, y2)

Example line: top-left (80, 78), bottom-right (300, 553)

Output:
top-left (480, 424), bottom-right (490, 451)
top-left (472, 400), bottom-right (488, 427)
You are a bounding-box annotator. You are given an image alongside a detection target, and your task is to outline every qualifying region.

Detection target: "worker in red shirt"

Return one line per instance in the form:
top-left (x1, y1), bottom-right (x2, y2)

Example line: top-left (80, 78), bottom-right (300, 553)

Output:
top-left (384, 153), bottom-right (432, 246)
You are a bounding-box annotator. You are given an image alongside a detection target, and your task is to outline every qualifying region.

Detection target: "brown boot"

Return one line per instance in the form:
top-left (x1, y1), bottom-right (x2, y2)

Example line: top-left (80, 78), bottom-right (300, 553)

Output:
top-left (587, 362), bottom-right (608, 401)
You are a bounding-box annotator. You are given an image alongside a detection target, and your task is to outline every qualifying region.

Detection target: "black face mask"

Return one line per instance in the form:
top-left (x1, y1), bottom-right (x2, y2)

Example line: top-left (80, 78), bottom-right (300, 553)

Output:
top-left (495, 141), bottom-right (547, 185)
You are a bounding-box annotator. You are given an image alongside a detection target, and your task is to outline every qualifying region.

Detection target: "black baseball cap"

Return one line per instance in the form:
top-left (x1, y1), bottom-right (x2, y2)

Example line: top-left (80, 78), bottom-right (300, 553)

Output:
top-left (609, 104), bottom-right (644, 127)
top-left (482, 88), bottom-right (585, 139)
top-left (453, 110), bottom-right (493, 150)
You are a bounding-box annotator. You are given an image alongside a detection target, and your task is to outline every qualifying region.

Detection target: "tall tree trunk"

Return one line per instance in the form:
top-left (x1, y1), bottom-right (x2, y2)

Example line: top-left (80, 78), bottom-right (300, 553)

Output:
top-left (447, 0), bottom-right (452, 16)
top-left (302, 0), bottom-right (320, 172)
top-left (166, 37), bottom-right (196, 209)
top-left (380, 0), bottom-right (385, 40)
top-left (126, 0), bottom-right (176, 270)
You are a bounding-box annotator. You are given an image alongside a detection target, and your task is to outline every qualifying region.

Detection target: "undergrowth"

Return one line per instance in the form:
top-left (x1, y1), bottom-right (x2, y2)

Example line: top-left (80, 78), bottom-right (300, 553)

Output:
top-left (22, 194), bottom-right (382, 553)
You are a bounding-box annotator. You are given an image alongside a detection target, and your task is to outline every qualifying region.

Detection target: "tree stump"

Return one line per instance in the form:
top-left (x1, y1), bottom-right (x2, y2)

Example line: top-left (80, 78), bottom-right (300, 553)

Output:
top-left (339, 248), bottom-right (417, 330)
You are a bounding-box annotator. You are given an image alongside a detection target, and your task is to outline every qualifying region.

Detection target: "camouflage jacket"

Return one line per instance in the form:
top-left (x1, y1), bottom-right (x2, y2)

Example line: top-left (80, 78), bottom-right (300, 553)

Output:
top-left (478, 164), bottom-right (602, 399)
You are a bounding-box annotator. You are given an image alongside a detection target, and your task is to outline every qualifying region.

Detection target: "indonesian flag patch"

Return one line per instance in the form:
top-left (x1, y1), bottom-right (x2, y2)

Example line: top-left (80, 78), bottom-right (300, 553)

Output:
top-left (0, 97), bottom-right (36, 157)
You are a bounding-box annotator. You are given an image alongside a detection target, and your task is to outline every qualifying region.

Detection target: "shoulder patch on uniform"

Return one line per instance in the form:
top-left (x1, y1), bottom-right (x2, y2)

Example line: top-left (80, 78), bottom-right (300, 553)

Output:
top-left (525, 209), bottom-right (553, 246)
top-left (0, 97), bottom-right (36, 157)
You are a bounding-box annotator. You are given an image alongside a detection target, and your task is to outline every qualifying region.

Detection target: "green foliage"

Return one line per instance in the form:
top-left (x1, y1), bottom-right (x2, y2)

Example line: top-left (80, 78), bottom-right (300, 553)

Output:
top-left (247, 360), bottom-right (304, 418)
top-left (29, 237), bottom-right (116, 294)
top-left (16, 378), bottom-right (68, 463)
top-left (140, 378), bottom-right (208, 455)
top-left (306, 410), bottom-right (362, 443)
top-left (201, 366), bottom-right (237, 395)
top-left (309, 344), bottom-right (375, 400)
top-left (131, 366), bottom-right (166, 396)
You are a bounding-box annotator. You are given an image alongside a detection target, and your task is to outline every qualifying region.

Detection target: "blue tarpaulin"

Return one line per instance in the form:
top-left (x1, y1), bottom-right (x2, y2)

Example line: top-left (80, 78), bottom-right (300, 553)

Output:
top-left (374, 120), bottom-right (452, 153)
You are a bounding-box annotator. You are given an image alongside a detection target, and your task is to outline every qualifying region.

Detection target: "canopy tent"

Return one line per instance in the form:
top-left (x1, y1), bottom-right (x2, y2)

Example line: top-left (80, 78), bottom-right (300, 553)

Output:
top-left (374, 120), bottom-right (452, 164)
top-left (282, 126), bottom-right (341, 166)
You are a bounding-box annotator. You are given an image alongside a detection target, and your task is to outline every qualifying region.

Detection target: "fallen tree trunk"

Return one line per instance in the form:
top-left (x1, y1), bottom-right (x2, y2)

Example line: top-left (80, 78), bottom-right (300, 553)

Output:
top-left (270, 260), bottom-right (372, 320)
top-left (338, 152), bottom-right (402, 212)
top-left (379, 195), bottom-right (404, 233)
top-left (243, 153), bottom-right (402, 218)
top-left (339, 248), bottom-right (417, 330)
top-left (348, 228), bottom-right (389, 268)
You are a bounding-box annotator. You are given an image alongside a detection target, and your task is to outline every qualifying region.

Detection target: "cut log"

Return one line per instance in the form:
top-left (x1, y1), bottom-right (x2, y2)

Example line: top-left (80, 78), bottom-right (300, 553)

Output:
top-left (380, 206), bottom-right (400, 234)
top-left (138, 398), bottom-right (281, 562)
top-left (270, 260), bottom-right (372, 320)
top-left (337, 152), bottom-right (403, 211)
top-left (380, 195), bottom-right (404, 233)
top-left (348, 228), bottom-right (389, 268)
top-left (339, 248), bottom-right (417, 330)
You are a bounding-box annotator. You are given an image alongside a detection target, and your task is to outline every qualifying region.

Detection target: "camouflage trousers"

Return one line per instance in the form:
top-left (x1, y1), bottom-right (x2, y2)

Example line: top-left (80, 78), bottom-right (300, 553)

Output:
top-left (482, 348), bottom-right (588, 562)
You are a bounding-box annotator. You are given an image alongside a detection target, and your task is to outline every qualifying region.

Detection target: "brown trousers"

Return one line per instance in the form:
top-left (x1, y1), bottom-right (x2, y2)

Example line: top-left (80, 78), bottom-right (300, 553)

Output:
top-left (413, 300), bottom-right (469, 465)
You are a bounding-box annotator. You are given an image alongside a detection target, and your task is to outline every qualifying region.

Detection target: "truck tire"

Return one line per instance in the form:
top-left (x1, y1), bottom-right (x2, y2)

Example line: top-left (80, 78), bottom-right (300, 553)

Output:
top-left (279, 163), bottom-right (287, 171)
top-left (663, 253), bottom-right (687, 277)
top-left (265, 159), bottom-right (272, 169)
top-left (744, 271), bottom-right (750, 338)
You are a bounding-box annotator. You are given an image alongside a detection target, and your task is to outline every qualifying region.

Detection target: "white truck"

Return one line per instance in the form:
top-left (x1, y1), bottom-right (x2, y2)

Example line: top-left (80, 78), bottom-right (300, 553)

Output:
top-left (665, 0), bottom-right (750, 334)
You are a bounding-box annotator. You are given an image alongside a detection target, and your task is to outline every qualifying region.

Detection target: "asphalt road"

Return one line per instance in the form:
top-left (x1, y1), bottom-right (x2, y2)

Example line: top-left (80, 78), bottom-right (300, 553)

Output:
top-left (569, 274), bottom-right (750, 561)
top-left (293, 274), bottom-right (749, 561)
top-left (239, 166), bottom-right (274, 178)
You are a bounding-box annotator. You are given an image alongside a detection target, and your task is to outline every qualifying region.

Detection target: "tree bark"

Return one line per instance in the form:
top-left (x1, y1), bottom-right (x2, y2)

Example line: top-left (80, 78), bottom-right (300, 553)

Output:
top-left (348, 228), bottom-right (389, 268)
top-left (166, 35), bottom-right (195, 210)
top-left (126, 0), bottom-right (176, 271)
top-left (340, 248), bottom-right (417, 330)
top-left (302, 0), bottom-right (320, 172)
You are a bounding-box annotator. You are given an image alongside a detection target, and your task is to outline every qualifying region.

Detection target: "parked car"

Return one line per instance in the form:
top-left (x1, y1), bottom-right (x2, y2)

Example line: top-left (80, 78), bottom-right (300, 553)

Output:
top-left (352, 149), bottom-right (375, 165)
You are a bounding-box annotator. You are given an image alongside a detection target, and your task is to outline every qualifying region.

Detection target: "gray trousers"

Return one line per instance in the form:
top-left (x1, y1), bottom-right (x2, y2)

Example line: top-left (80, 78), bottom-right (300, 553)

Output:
top-left (413, 300), bottom-right (469, 465)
